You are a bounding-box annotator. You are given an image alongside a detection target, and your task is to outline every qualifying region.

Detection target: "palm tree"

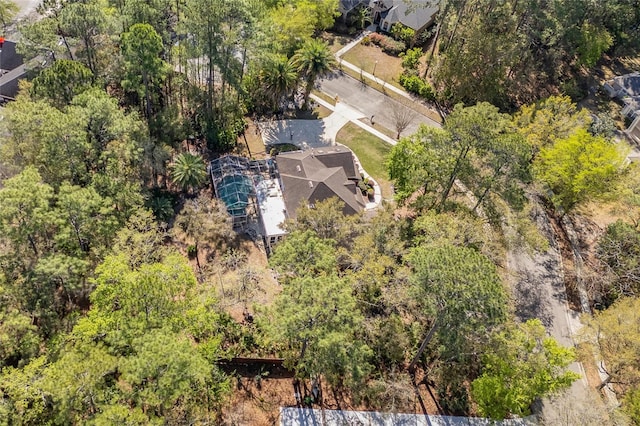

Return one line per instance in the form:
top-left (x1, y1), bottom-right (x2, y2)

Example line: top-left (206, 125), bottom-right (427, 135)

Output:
top-left (261, 54), bottom-right (298, 111)
top-left (171, 153), bottom-right (207, 193)
top-left (292, 39), bottom-right (336, 109)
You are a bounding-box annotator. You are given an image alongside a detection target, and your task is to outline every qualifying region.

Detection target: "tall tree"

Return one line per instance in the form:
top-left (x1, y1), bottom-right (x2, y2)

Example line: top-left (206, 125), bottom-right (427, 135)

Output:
top-left (269, 230), bottom-right (337, 282)
top-left (0, 309), bottom-right (40, 368)
top-left (471, 319), bottom-right (579, 419)
top-left (282, 197), bottom-right (361, 245)
top-left (292, 39), bottom-right (335, 108)
top-left (514, 95), bottom-right (591, 158)
top-left (389, 100), bottom-right (417, 139)
top-left (260, 54), bottom-right (298, 111)
top-left (387, 125), bottom-right (453, 208)
top-left (16, 16), bottom-right (67, 63)
top-left (31, 60), bottom-right (93, 106)
top-left (596, 220), bottom-right (640, 302)
top-left (54, 183), bottom-right (118, 257)
top-left (0, 357), bottom-right (51, 424)
top-left (583, 296), bottom-right (640, 422)
top-left (409, 243), bottom-right (508, 411)
top-left (118, 329), bottom-right (218, 421)
top-left (0, 0), bottom-right (18, 30)
top-left (121, 23), bottom-right (167, 122)
top-left (1, 95), bottom-right (87, 186)
top-left (59, 0), bottom-right (108, 75)
top-left (0, 167), bottom-right (54, 267)
top-left (181, 0), bottom-right (256, 146)
top-left (170, 153), bottom-right (207, 193)
top-left (173, 195), bottom-right (233, 269)
top-left (387, 103), bottom-right (529, 212)
top-left (534, 128), bottom-right (627, 213)
top-left (260, 274), bottom-right (372, 389)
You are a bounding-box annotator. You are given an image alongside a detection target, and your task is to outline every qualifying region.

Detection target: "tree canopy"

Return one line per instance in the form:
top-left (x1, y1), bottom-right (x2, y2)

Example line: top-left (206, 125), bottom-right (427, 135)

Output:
top-left (534, 128), bottom-right (627, 213)
top-left (471, 319), bottom-right (579, 419)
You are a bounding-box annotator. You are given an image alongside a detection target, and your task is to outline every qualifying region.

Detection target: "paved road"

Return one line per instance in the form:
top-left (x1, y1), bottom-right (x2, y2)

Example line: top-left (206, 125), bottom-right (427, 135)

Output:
top-left (318, 71), bottom-right (440, 139)
top-left (506, 198), bottom-right (606, 421)
top-left (13, 0), bottom-right (40, 18)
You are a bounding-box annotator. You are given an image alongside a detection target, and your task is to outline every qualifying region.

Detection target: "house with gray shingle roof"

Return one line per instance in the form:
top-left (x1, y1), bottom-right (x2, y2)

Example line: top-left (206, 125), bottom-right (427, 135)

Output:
top-left (339, 0), bottom-right (368, 15)
top-left (372, 0), bottom-right (439, 33)
top-left (338, 0), bottom-right (439, 34)
top-left (603, 72), bottom-right (640, 144)
top-left (604, 72), bottom-right (640, 118)
top-left (275, 148), bottom-right (366, 219)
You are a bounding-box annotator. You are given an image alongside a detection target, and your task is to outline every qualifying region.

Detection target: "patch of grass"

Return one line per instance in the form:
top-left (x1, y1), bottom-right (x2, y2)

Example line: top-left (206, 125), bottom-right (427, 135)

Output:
top-left (357, 117), bottom-right (396, 139)
top-left (335, 122), bottom-right (393, 200)
top-left (265, 143), bottom-right (300, 156)
top-left (341, 43), bottom-right (404, 90)
top-left (311, 89), bottom-right (337, 106)
top-left (321, 31), bottom-right (351, 54)
top-left (314, 105), bottom-right (333, 119)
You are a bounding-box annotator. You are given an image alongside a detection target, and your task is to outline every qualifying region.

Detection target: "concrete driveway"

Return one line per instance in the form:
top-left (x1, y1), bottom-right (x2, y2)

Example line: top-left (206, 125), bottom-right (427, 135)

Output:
top-left (318, 71), bottom-right (440, 138)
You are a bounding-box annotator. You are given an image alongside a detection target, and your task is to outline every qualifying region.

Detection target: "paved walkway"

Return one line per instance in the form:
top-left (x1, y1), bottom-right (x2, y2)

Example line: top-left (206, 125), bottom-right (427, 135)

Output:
top-left (257, 96), bottom-right (397, 149)
top-left (256, 96), bottom-right (395, 210)
top-left (313, 94), bottom-right (397, 145)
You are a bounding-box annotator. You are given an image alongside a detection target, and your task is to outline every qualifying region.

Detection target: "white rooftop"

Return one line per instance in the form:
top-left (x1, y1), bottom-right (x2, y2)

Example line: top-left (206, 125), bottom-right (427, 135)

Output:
top-left (255, 178), bottom-right (288, 238)
top-left (279, 408), bottom-right (536, 426)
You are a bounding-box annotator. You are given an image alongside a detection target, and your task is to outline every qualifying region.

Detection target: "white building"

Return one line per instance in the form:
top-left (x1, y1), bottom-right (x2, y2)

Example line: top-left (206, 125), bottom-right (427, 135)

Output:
top-left (255, 177), bottom-right (288, 253)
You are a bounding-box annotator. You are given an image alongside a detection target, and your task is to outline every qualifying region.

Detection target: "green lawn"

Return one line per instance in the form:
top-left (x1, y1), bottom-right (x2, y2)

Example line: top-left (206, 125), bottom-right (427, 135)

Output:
top-left (341, 43), bottom-right (404, 91)
top-left (335, 122), bottom-right (394, 200)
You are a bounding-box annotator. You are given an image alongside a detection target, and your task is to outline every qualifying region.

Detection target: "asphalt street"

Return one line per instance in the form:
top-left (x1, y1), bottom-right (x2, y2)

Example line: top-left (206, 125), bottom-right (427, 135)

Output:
top-left (13, 0), bottom-right (40, 18)
top-left (507, 198), bottom-right (601, 421)
top-left (318, 71), bottom-right (440, 138)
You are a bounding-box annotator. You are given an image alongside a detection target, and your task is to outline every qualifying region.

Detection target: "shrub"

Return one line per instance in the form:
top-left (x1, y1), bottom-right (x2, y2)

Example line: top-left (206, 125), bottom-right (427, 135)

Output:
top-left (361, 36), bottom-right (371, 46)
top-left (368, 33), bottom-right (385, 45)
top-left (358, 177), bottom-right (376, 198)
top-left (380, 38), bottom-right (405, 55)
top-left (368, 32), bottom-right (406, 55)
top-left (415, 26), bottom-right (436, 46)
top-left (400, 47), bottom-right (423, 71)
top-left (187, 245), bottom-right (197, 259)
top-left (398, 73), bottom-right (435, 101)
top-left (391, 23), bottom-right (415, 46)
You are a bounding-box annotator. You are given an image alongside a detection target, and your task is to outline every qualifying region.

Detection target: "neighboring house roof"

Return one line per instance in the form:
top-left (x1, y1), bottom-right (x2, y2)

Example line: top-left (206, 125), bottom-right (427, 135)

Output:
top-left (0, 41), bottom-right (25, 100)
top-left (280, 407), bottom-right (536, 426)
top-left (276, 148), bottom-right (365, 218)
top-left (613, 72), bottom-right (640, 97)
top-left (379, 0), bottom-right (439, 31)
top-left (339, 0), bottom-right (368, 14)
top-left (604, 72), bottom-right (640, 119)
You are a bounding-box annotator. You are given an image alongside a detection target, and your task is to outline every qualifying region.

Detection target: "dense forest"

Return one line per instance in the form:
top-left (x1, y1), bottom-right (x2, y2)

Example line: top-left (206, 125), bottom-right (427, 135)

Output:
top-left (0, 0), bottom-right (639, 424)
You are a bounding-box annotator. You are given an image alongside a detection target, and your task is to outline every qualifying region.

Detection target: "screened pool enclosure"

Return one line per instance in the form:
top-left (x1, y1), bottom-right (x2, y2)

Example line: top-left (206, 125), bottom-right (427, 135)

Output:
top-left (209, 156), bottom-right (275, 228)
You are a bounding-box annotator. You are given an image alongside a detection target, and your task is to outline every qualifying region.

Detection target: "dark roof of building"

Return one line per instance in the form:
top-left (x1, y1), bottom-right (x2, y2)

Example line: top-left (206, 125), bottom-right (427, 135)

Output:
top-left (612, 72), bottom-right (640, 97)
top-left (276, 148), bottom-right (365, 218)
top-left (0, 41), bottom-right (25, 99)
top-left (339, 0), bottom-right (367, 13)
top-left (381, 0), bottom-right (439, 31)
